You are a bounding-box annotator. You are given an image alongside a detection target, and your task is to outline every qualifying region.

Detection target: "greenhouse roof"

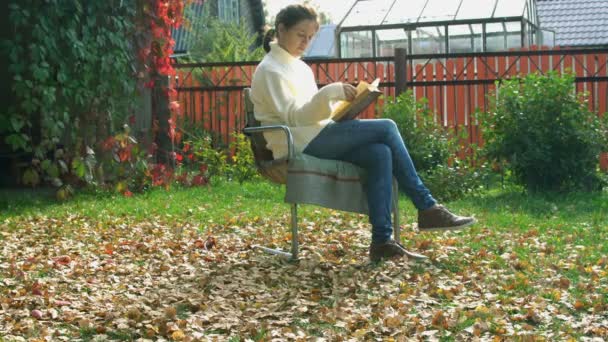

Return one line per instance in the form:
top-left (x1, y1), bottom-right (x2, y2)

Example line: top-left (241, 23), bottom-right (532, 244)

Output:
top-left (340, 0), bottom-right (533, 28)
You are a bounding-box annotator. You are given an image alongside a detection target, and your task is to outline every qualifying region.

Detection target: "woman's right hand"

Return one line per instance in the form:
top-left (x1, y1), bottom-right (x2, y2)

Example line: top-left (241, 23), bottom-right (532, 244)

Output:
top-left (342, 83), bottom-right (357, 101)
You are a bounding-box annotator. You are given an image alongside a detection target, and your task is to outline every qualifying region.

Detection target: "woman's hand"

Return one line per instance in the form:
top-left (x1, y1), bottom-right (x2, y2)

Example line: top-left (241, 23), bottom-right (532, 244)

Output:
top-left (342, 83), bottom-right (357, 101)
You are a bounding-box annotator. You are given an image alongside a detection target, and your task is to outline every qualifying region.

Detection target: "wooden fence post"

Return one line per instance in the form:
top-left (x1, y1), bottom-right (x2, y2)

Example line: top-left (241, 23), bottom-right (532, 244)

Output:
top-left (136, 85), bottom-right (152, 148)
top-left (394, 48), bottom-right (408, 96)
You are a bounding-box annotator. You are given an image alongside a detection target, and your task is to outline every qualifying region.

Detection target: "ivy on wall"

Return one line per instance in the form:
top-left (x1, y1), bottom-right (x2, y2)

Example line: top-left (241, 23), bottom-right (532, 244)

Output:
top-left (2, 0), bottom-right (193, 190)
top-left (3, 1), bottom-right (138, 155)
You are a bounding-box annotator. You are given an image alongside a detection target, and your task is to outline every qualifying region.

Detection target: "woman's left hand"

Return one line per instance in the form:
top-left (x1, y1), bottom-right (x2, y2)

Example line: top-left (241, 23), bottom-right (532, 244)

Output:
top-left (342, 83), bottom-right (357, 101)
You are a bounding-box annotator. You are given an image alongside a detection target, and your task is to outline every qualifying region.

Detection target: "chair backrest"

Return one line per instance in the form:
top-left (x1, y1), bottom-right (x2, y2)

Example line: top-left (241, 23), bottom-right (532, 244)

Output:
top-left (244, 88), bottom-right (274, 163)
top-left (243, 88), bottom-right (288, 184)
top-left (244, 88), bottom-right (259, 127)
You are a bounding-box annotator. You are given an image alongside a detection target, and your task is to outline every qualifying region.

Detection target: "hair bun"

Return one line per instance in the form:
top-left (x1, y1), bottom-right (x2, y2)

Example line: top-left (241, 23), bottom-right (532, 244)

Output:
top-left (263, 27), bottom-right (276, 53)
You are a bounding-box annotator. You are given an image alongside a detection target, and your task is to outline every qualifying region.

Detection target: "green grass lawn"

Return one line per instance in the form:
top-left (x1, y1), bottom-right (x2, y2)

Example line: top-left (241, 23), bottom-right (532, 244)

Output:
top-left (1, 181), bottom-right (606, 340)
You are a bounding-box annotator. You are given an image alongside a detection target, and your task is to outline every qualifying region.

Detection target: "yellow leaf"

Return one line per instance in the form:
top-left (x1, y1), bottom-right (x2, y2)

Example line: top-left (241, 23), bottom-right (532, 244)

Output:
top-left (475, 305), bottom-right (489, 314)
top-left (574, 300), bottom-right (586, 310)
top-left (164, 306), bottom-right (177, 319)
top-left (384, 315), bottom-right (401, 329)
top-left (353, 328), bottom-right (369, 338)
top-left (171, 330), bottom-right (185, 341)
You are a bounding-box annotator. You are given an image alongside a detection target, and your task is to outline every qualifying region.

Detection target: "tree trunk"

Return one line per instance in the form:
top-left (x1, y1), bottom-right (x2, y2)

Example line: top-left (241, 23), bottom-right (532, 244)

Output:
top-left (153, 75), bottom-right (171, 164)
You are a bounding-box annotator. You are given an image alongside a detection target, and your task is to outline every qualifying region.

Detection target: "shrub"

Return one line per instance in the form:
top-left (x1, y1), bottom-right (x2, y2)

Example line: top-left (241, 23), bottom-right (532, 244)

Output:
top-left (383, 90), bottom-right (453, 173)
top-left (96, 126), bottom-right (153, 192)
top-left (422, 161), bottom-right (491, 202)
top-left (227, 132), bottom-right (259, 183)
top-left (184, 132), bottom-right (228, 181)
top-left (481, 71), bottom-right (608, 191)
top-left (180, 131), bottom-right (259, 183)
top-left (383, 91), bottom-right (489, 201)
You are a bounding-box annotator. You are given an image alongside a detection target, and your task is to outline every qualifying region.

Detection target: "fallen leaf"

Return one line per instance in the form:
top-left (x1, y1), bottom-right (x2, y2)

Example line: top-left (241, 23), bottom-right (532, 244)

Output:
top-left (165, 306), bottom-right (177, 320)
top-left (171, 330), bottom-right (185, 341)
top-left (31, 309), bottom-right (43, 319)
top-left (52, 255), bottom-right (71, 266)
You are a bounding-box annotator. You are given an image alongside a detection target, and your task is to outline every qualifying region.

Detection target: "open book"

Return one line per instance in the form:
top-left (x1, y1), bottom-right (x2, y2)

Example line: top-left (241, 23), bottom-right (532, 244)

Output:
top-left (330, 78), bottom-right (382, 122)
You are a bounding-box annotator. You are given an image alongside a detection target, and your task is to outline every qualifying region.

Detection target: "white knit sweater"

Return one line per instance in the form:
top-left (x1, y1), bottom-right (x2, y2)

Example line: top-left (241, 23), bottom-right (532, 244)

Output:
top-left (251, 42), bottom-right (345, 159)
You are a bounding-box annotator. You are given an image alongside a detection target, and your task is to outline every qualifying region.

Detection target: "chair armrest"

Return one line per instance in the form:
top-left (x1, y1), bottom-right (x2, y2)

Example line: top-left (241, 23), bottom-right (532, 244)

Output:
top-left (243, 125), bottom-right (295, 162)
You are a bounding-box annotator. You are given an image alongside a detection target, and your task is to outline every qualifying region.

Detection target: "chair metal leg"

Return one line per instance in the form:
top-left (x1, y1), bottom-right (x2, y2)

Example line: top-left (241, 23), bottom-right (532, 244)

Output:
top-left (252, 203), bottom-right (299, 260)
top-left (290, 203), bottom-right (299, 260)
top-left (252, 245), bottom-right (292, 259)
top-left (392, 180), bottom-right (401, 242)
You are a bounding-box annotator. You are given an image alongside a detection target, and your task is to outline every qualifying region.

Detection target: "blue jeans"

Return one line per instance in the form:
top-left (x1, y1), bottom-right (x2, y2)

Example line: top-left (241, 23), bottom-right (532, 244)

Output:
top-left (303, 119), bottom-right (437, 244)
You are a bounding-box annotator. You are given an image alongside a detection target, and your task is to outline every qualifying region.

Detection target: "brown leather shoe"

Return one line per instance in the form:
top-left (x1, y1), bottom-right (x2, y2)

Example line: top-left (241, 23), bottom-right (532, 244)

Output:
top-left (418, 204), bottom-right (476, 232)
top-left (369, 239), bottom-right (407, 262)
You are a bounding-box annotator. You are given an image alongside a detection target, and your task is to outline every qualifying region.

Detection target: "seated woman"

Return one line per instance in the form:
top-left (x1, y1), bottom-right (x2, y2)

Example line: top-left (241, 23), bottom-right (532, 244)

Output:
top-left (250, 4), bottom-right (475, 262)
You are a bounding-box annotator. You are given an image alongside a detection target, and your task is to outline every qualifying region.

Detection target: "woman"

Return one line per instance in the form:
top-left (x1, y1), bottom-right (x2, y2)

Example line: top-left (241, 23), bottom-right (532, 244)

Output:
top-left (251, 4), bottom-right (475, 262)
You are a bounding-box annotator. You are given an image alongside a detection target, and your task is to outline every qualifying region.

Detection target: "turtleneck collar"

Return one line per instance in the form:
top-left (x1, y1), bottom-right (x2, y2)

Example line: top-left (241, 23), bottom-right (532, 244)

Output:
top-left (269, 41), bottom-right (300, 64)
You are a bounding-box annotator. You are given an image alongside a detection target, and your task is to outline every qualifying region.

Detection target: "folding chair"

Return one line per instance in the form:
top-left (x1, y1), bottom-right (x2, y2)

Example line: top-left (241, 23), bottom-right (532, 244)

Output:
top-left (242, 88), bottom-right (425, 261)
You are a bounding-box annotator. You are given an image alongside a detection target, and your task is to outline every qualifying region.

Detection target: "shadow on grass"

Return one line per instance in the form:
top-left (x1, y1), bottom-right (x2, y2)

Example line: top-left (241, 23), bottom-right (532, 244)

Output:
top-left (1, 187), bottom-right (58, 212)
top-left (0, 186), bottom-right (116, 218)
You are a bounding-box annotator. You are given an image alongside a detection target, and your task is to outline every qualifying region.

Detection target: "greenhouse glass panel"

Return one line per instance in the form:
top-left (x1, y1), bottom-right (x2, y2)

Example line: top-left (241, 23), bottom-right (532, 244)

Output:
top-left (455, 0), bottom-right (496, 20)
top-left (530, 23), bottom-right (536, 46)
top-left (418, 0), bottom-right (460, 22)
top-left (376, 29), bottom-right (409, 56)
top-left (485, 23), bottom-right (505, 52)
top-left (539, 29), bottom-right (555, 47)
top-left (527, 0), bottom-right (537, 26)
top-left (494, 0), bottom-right (526, 17)
top-left (382, 0), bottom-right (427, 25)
top-left (505, 22), bottom-right (522, 49)
top-left (412, 26), bottom-right (446, 54)
top-left (340, 30), bottom-right (374, 58)
top-left (337, 0), bottom-right (539, 56)
top-left (449, 24), bottom-right (483, 53)
top-left (341, 0), bottom-right (393, 27)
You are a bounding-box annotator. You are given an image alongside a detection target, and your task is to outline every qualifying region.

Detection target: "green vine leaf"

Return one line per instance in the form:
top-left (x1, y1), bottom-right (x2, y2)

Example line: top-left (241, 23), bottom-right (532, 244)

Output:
top-left (22, 168), bottom-right (40, 187)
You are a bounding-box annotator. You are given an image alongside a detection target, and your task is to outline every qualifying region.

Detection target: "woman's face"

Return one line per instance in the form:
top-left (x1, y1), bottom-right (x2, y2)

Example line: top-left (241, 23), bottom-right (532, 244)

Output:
top-left (277, 19), bottom-right (319, 57)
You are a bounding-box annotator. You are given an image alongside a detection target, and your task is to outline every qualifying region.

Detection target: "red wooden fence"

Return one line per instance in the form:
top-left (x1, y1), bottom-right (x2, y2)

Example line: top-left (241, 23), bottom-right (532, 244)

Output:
top-left (172, 47), bottom-right (608, 170)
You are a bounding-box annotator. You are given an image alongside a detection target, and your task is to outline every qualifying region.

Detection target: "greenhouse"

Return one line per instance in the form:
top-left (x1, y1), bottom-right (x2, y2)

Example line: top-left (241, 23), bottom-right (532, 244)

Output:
top-left (336, 0), bottom-right (555, 57)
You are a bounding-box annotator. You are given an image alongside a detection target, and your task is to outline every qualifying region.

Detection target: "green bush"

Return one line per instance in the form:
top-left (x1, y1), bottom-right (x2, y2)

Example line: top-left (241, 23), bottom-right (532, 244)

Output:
top-left (422, 161), bottom-right (491, 202)
top-left (481, 71), bottom-right (608, 191)
top-left (227, 132), bottom-right (259, 183)
top-left (186, 133), bottom-right (228, 181)
top-left (383, 91), bottom-right (489, 201)
top-left (383, 91), bottom-right (453, 173)
top-left (95, 126), bottom-right (154, 193)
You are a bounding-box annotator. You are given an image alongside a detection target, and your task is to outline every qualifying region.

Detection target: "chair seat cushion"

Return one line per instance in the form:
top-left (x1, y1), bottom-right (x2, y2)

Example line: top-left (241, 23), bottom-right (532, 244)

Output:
top-left (285, 154), bottom-right (369, 214)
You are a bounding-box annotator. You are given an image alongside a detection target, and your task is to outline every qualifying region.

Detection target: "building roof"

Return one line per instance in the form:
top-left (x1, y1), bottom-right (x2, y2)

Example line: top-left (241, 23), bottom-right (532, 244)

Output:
top-left (536, 0), bottom-right (608, 46)
top-left (172, 2), bottom-right (206, 55)
top-left (171, 0), bottom-right (265, 56)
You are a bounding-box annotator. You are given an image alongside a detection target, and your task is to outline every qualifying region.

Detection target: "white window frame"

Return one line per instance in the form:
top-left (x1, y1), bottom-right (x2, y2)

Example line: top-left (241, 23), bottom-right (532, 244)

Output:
top-left (218, 0), bottom-right (240, 24)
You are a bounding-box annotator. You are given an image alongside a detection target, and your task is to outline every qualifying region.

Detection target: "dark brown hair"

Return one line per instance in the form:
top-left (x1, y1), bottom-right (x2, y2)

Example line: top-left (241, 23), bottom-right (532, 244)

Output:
top-left (263, 4), bottom-right (318, 53)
